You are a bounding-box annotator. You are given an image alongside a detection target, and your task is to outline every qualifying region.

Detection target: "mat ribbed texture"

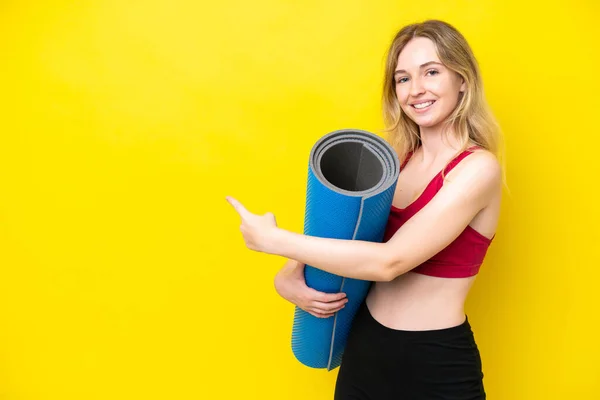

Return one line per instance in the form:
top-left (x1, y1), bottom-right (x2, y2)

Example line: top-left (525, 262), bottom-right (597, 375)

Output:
top-left (291, 129), bottom-right (400, 370)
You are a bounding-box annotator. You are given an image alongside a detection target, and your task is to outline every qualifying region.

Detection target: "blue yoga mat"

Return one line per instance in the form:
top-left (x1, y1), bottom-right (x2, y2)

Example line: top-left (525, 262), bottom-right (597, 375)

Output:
top-left (291, 128), bottom-right (400, 371)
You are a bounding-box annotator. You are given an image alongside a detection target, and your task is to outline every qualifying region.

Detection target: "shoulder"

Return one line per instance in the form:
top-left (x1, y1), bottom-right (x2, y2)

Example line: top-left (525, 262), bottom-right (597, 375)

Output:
top-left (445, 148), bottom-right (501, 204)
top-left (452, 147), bottom-right (501, 181)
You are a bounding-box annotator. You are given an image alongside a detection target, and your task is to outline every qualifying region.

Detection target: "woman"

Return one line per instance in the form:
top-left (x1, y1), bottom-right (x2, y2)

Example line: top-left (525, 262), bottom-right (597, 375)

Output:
top-left (227, 19), bottom-right (503, 400)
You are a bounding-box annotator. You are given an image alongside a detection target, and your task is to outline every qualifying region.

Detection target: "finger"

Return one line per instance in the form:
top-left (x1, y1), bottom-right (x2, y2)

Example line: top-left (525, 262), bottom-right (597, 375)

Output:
top-left (225, 196), bottom-right (251, 218)
top-left (312, 290), bottom-right (347, 303)
top-left (308, 306), bottom-right (340, 317)
top-left (311, 299), bottom-right (348, 312)
top-left (309, 307), bottom-right (344, 317)
top-left (307, 310), bottom-right (335, 318)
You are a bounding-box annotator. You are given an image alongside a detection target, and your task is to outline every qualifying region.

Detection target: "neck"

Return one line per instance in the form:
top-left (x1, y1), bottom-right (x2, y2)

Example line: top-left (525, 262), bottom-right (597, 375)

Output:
top-left (416, 124), bottom-right (463, 165)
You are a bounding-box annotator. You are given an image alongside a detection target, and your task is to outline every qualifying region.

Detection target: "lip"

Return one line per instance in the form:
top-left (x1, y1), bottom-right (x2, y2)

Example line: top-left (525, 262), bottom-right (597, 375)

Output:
top-left (410, 100), bottom-right (436, 113)
top-left (410, 100), bottom-right (436, 106)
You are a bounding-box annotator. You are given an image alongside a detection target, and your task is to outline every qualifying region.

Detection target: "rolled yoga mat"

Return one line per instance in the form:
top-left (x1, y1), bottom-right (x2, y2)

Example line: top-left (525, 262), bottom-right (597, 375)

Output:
top-left (291, 128), bottom-right (400, 371)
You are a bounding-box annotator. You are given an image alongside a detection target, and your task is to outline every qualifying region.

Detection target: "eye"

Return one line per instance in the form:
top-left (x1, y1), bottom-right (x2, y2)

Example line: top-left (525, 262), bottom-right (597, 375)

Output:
top-left (426, 69), bottom-right (439, 77)
top-left (395, 77), bottom-right (408, 84)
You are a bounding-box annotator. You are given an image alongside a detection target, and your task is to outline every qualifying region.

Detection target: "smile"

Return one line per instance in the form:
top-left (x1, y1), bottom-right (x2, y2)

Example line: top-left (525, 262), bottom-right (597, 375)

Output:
top-left (411, 100), bottom-right (435, 110)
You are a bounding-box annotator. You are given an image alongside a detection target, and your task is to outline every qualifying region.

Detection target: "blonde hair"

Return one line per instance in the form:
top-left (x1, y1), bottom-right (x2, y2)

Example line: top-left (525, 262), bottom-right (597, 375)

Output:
top-left (381, 19), bottom-right (506, 183)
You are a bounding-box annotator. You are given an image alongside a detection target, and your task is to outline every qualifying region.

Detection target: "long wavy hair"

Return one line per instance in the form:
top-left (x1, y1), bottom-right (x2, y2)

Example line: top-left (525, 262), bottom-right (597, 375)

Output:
top-left (382, 20), bottom-right (505, 182)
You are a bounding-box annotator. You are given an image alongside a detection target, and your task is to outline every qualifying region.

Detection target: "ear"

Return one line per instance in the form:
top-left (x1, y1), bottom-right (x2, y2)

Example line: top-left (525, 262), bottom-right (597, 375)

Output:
top-left (459, 76), bottom-right (466, 93)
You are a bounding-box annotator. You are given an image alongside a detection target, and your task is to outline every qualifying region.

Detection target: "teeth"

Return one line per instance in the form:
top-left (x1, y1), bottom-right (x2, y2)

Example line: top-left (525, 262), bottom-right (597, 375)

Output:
top-left (413, 101), bottom-right (433, 109)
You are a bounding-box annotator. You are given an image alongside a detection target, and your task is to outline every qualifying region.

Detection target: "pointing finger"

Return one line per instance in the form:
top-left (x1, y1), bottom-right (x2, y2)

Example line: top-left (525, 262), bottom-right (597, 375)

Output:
top-left (226, 196), bottom-right (249, 218)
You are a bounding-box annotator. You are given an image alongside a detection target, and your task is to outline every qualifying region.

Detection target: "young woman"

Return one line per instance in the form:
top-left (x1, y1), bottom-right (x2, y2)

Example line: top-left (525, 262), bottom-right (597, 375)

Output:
top-left (227, 19), bottom-right (503, 400)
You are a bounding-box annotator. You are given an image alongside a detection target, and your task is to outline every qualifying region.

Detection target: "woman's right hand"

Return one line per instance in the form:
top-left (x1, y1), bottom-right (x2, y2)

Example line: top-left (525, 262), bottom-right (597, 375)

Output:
top-left (274, 259), bottom-right (348, 318)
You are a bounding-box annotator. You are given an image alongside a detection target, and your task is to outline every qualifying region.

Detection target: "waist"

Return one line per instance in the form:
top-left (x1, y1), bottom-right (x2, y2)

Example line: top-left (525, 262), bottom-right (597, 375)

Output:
top-left (356, 301), bottom-right (474, 341)
top-left (365, 272), bottom-right (475, 331)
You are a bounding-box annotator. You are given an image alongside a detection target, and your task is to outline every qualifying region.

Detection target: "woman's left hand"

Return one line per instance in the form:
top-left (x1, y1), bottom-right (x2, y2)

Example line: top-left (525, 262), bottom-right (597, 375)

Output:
top-left (226, 196), bottom-right (279, 253)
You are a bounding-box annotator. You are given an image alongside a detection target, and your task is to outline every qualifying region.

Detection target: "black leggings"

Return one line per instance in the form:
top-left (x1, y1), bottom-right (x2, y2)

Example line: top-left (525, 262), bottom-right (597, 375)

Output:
top-left (334, 301), bottom-right (486, 400)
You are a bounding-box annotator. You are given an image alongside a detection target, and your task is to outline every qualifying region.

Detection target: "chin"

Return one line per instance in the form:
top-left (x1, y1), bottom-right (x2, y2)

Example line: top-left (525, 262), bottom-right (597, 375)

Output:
top-left (410, 116), bottom-right (440, 128)
top-left (414, 119), bottom-right (437, 128)
top-left (412, 111), bottom-right (454, 129)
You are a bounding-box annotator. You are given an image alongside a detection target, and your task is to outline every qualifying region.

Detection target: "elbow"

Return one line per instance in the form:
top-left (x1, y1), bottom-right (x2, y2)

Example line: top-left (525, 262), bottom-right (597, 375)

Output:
top-left (379, 263), bottom-right (401, 282)
top-left (378, 249), bottom-right (406, 282)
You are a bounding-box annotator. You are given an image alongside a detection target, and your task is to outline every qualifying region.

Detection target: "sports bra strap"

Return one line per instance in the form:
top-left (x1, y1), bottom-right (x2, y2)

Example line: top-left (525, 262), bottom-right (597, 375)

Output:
top-left (442, 145), bottom-right (480, 175)
top-left (400, 145), bottom-right (480, 172)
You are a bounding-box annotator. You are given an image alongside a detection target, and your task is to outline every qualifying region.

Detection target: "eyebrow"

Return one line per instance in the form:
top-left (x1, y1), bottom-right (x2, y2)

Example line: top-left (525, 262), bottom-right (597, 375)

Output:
top-left (394, 61), bottom-right (443, 76)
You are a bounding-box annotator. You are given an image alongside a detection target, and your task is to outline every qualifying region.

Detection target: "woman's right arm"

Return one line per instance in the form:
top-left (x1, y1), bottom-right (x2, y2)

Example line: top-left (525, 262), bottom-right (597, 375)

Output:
top-left (274, 259), bottom-right (348, 318)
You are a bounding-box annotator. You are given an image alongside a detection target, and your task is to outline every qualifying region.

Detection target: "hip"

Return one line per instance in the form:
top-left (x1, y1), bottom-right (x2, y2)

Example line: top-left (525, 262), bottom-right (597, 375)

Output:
top-left (335, 301), bottom-right (485, 399)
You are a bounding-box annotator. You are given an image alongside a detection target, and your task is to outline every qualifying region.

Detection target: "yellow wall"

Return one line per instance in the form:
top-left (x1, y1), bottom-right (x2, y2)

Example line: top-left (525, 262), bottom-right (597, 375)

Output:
top-left (1, 1), bottom-right (598, 399)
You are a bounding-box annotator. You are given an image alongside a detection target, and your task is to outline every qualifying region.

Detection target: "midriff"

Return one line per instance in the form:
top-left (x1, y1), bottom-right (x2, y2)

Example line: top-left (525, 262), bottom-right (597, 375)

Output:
top-left (365, 271), bottom-right (477, 331)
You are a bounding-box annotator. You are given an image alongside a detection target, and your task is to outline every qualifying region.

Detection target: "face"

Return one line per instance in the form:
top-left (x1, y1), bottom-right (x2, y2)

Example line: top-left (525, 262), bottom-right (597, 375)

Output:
top-left (394, 37), bottom-right (466, 128)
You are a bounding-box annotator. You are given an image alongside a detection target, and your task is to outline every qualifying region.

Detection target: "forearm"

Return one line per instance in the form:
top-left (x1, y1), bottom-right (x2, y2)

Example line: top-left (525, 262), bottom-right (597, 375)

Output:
top-left (266, 228), bottom-right (391, 281)
top-left (274, 258), bottom-right (297, 299)
top-left (275, 258), bottom-right (299, 280)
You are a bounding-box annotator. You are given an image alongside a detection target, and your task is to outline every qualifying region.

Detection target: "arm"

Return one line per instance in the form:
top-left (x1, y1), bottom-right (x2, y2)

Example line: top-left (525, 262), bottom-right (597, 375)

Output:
top-left (228, 152), bottom-right (501, 282)
top-left (383, 152), bottom-right (501, 279)
top-left (274, 258), bottom-right (300, 282)
top-left (267, 231), bottom-right (388, 281)
top-left (274, 258), bottom-right (348, 318)
top-left (264, 152), bottom-right (501, 281)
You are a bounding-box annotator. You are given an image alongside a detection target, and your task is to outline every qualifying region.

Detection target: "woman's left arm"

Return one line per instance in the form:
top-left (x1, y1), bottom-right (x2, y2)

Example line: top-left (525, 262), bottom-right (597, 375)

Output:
top-left (227, 152), bottom-right (501, 282)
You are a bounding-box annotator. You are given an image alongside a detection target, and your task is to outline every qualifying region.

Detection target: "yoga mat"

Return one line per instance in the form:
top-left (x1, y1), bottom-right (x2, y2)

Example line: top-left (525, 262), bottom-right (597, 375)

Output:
top-left (291, 128), bottom-right (400, 371)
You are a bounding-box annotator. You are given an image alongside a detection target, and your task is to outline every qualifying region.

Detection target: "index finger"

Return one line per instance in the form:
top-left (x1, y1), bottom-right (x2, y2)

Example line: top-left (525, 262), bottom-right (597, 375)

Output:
top-left (316, 291), bottom-right (347, 303)
top-left (225, 196), bottom-right (249, 218)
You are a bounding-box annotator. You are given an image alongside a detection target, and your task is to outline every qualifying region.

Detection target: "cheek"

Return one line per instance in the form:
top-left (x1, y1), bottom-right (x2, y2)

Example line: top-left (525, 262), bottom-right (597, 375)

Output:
top-left (425, 79), bottom-right (444, 94)
top-left (394, 85), bottom-right (404, 99)
top-left (395, 86), bottom-right (410, 106)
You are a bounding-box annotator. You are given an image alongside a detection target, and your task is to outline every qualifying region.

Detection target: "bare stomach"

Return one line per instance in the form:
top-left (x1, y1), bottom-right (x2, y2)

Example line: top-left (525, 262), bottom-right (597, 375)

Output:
top-left (365, 271), bottom-right (477, 331)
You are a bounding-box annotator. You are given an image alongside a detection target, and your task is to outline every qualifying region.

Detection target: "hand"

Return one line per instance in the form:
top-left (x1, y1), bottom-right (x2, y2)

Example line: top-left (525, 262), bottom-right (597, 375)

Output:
top-left (275, 261), bottom-right (348, 319)
top-left (226, 196), bottom-right (279, 253)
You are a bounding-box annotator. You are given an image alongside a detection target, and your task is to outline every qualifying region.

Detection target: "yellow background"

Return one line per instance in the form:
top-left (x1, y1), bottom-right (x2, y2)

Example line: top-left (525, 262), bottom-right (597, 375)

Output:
top-left (1, 1), bottom-right (598, 399)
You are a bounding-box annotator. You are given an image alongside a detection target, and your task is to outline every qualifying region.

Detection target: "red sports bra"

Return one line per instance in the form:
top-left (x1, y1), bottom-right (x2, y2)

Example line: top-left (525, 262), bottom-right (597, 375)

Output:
top-left (382, 146), bottom-right (494, 278)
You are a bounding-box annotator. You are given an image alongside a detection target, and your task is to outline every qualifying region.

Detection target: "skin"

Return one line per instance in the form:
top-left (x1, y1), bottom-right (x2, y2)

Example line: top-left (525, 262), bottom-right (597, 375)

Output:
top-left (227, 37), bottom-right (502, 330)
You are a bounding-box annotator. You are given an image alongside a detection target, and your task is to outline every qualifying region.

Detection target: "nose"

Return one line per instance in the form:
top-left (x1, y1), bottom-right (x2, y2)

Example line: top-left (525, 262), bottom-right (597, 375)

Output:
top-left (409, 77), bottom-right (425, 98)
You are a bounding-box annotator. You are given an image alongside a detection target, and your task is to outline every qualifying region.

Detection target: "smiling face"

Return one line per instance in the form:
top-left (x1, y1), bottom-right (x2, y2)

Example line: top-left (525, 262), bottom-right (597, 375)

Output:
top-left (394, 37), bottom-right (466, 129)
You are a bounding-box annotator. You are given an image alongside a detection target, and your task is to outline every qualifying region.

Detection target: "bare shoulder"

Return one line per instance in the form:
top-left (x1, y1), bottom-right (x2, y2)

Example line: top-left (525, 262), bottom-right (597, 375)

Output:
top-left (451, 148), bottom-right (501, 184)
top-left (444, 148), bottom-right (502, 206)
